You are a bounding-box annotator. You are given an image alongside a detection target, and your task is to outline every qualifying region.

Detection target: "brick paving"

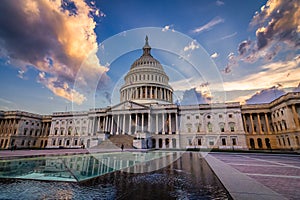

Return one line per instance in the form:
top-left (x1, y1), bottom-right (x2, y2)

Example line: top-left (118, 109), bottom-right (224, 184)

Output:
top-left (209, 153), bottom-right (300, 200)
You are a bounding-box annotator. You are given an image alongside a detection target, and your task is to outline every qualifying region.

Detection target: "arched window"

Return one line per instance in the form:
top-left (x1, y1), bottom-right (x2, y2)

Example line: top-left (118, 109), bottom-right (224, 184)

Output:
top-left (207, 122), bottom-right (212, 132)
top-left (219, 123), bottom-right (225, 132)
top-left (229, 122), bottom-right (235, 132)
top-left (250, 138), bottom-right (255, 149)
top-left (265, 138), bottom-right (271, 149)
top-left (257, 138), bottom-right (263, 148)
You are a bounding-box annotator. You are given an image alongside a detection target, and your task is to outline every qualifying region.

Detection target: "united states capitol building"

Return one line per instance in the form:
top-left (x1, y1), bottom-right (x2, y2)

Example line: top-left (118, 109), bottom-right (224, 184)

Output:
top-left (1, 38), bottom-right (300, 151)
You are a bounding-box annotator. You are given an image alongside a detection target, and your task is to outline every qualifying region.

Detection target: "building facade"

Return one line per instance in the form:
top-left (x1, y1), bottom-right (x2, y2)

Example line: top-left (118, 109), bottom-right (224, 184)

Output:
top-left (0, 37), bottom-right (299, 151)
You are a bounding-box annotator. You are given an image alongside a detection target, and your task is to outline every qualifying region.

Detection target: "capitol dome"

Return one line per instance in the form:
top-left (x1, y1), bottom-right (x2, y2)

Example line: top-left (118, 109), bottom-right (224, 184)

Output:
top-left (120, 36), bottom-right (173, 104)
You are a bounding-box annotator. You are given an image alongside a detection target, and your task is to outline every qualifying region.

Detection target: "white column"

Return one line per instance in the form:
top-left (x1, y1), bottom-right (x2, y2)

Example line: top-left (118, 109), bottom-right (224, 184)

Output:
top-left (155, 114), bottom-right (158, 134)
top-left (105, 116), bottom-right (108, 132)
top-left (175, 114), bottom-right (178, 134)
top-left (145, 87), bottom-right (148, 98)
top-left (135, 114), bottom-right (138, 134)
top-left (129, 114), bottom-right (132, 134)
top-left (116, 115), bottom-right (120, 135)
top-left (168, 113), bottom-right (172, 134)
top-left (148, 112), bottom-right (151, 132)
top-left (103, 117), bottom-right (106, 132)
top-left (142, 113), bottom-right (144, 132)
top-left (162, 114), bottom-right (165, 134)
top-left (122, 114), bottom-right (126, 135)
top-left (155, 87), bottom-right (157, 99)
top-left (110, 116), bottom-right (114, 135)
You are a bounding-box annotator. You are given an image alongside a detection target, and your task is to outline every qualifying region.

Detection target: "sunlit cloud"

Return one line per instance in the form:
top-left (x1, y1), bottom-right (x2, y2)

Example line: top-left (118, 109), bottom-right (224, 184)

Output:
top-left (183, 40), bottom-right (200, 51)
top-left (210, 52), bottom-right (219, 59)
top-left (193, 17), bottom-right (224, 33)
top-left (0, 0), bottom-right (108, 104)
top-left (224, 55), bottom-right (300, 92)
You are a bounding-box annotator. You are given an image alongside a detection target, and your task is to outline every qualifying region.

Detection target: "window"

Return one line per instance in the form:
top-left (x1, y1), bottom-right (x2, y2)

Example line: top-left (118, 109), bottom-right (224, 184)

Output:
top-left (24, 129), bottom-right (28, 135)
top-left (257, 138), bottom-right (263, 148)
top-left (209, 141), bottom-right (214, 146)
top-left (219, 123), bottom-right (225, 132)
top-left (188, 139), bottom-right (192, 145)
top-left (30, 129), bottom-right (33, 135)
top-left (187, 116), bottom-right (190, 120)
top-left (222, 138), bottom-right (226, 145)
top-left (229, 122), bottom-right (235, 132)
top-left (60, 129), bottom-right (64, 135)
top-left (52, 139), bottom-right (56, 146)
top-left (21, 140), bottom-right (25, 146)
top-left (197, 138), bottom-right (202, 145)
top-left (232, 138), bottom-right (237, 145)
top-left (26, 121), bottom-right (29, 125)
top-left (229, 114), bottom-right (233, 118)
top-left (196, 123), bottom-right (201, 132)
top-left (68, 127), bottom-right (72, 135)
top-left (219, 114), bottom-right (223, 118)
top-left (207, 122), bottom-right (212, 132)
top-left (207, 115), bottom-right (211, 119)
top-left (196, 115), bottom-right (199, 119)
top-left (54, 129), bottom-right (58, 135)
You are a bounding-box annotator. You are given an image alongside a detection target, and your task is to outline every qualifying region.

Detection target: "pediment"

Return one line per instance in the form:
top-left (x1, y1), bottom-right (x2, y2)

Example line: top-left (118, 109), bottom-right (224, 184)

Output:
top-left (111, 101), bottom-right (149, 111)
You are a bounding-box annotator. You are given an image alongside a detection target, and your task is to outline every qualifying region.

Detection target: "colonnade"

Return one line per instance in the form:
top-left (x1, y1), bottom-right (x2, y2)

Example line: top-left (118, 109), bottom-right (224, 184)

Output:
top-left (242, 113), bottom-right (271, 134)
top-left (120, 86), bottom-right (172, 102)
top-left (90, 112), bottom-right (178, 135)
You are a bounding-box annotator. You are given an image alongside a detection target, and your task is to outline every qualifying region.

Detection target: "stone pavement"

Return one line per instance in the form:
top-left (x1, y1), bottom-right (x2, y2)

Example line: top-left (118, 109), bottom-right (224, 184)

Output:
top-left (203, 152), bottom-right (300, 200)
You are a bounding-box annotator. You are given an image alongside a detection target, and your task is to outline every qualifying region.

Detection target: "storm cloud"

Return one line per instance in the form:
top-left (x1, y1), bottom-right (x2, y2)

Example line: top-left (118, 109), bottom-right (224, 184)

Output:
top-left (0, 0), bottom-right (108, 104)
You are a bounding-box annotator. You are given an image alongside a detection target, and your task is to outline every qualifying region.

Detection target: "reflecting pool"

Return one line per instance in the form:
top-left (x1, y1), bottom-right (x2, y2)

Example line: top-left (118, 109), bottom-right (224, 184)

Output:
top-left (0, 152), bottom-right (231, 199)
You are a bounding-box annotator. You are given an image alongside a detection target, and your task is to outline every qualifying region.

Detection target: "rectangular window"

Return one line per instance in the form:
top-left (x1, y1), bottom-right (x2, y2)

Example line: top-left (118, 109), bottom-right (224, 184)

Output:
top-left (222, 138), bottom-right (226, 145)
top-left (197, 138), bottom-right (202, 145)
top-left (232, 138), bottom-right (237, 145)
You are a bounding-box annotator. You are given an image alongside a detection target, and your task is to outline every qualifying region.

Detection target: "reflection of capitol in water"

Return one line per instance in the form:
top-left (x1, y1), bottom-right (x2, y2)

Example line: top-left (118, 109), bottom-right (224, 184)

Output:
top-left (0, 37), bottom-right (300, 151)
top-left (0, 152), bottom-right (229, 199)
top-left (0, 151), bottom-right (181, 182)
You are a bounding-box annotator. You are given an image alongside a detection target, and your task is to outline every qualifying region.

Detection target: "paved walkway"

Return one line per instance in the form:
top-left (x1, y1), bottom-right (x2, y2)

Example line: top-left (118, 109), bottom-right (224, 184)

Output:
top-left (203, 152), bottom-right (300, 200)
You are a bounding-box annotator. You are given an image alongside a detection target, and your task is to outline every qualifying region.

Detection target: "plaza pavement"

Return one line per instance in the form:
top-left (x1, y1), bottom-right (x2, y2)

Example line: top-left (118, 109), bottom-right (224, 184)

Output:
top-left (1, 149), bottom-right (299, 199)
top-left (203, 152), bottom-right (300, 200)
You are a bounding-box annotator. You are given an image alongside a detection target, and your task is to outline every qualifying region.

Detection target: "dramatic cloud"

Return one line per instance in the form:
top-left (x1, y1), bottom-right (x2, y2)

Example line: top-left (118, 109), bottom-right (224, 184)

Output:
top-left (0, 0), bottom-right (108, 104)
top-left (210, 52), bottom-right (219, 59)
top-left (193, 17), bottom-right (224, 34)
top-left (224, 0), bottom-right (300, 73)
top-left (183, 40), bottom-right (200, 51)
top-left (180, 88), bottom-right (211, 105)
top-left (245, 85), bottom-right (286, 104)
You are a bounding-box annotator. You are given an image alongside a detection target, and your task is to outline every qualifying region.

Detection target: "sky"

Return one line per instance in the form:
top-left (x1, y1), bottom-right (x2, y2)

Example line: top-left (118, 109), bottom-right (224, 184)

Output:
top-left (0, 0), bottom-right (299, 114)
